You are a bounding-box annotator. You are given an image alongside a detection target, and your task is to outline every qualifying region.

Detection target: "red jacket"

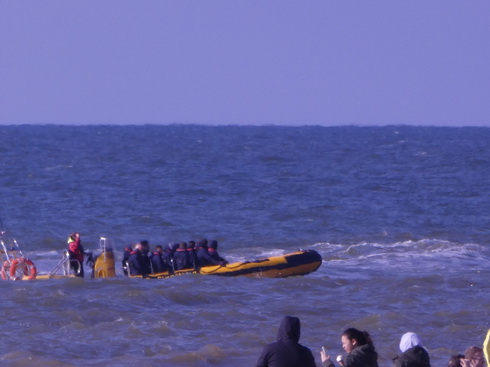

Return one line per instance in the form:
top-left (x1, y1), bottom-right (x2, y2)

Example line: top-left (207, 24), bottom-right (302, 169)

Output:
top-left (68, 240), bottom-right (84, 262)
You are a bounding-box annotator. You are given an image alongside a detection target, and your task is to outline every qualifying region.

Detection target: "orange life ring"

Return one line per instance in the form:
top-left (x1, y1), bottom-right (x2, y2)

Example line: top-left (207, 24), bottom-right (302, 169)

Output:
top-left (9, 258), bottom-right (37, 280)
top-left (0, 260), bottom-right (10, 280)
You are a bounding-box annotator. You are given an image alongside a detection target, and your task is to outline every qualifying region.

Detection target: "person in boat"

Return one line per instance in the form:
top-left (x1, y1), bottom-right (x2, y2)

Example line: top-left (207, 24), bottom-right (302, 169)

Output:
top-left (321, 328), bottom-right (379, 367)
top-left (122, 244), bottom-right (133, 276)
top-left (149, 245), bottom-right (168, 273)
top-left (161, 243), bottom-right (177, 272)
top-left (256, 315), bottom-right (316, 367)
top-left (140, 240), bottom-right (152, 275)
top-left (208, 240), bottom-right (227, 265)
top-left (128, 242), bottom-right (151, 277)
top-left (187, 240), bottom-right (198, 270)
top-left (195, 239), bottom-right (221, 267)
top-left (173, 242), bottom-right (190, 270)
top-left (392, 332), bottom-right (431, 367)
top-left (67, 232), bottom-right (85, 277)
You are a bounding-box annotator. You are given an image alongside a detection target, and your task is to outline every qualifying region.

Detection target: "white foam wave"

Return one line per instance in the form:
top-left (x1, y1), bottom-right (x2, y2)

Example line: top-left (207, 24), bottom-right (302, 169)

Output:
top-left (312, 239), bottom-right (489, 271)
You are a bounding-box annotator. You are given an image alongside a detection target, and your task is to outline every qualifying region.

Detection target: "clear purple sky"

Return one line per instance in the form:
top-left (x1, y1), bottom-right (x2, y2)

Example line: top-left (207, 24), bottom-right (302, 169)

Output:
top-left (1, 1), bottom-right (489, 126)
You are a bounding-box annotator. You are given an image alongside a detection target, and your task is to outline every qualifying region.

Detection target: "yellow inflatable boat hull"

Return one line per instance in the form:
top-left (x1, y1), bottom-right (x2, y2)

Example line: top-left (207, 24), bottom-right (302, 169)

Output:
top-left (136, 250), bottom-right (322, 279)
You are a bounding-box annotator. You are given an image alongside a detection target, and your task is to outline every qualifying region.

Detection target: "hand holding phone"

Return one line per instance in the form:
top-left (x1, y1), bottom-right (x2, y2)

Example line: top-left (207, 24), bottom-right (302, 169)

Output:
top-left (320, 347), bottom-right (329, 363)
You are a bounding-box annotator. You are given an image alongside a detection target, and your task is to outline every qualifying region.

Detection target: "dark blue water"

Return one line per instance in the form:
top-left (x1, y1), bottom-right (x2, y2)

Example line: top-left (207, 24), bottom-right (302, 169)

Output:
top-left (1, 125), bottom-right (489, 366)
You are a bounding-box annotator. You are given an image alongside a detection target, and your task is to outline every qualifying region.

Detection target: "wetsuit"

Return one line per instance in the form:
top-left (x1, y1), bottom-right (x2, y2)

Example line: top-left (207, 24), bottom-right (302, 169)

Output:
top-left (256, 316), bottom-right (316, 367)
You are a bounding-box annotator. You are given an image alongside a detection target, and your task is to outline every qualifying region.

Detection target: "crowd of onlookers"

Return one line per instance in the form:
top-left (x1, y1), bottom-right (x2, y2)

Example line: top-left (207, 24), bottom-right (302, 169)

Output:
top-left (121, 239), bottom-right (227, 276)
top-left (256, 316), bottom-right (487, 367)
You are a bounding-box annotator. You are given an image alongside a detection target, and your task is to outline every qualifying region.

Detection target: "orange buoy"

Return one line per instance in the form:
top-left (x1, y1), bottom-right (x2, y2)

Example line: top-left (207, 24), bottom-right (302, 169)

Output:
top-left (9, 258), bottom-right (37, 280)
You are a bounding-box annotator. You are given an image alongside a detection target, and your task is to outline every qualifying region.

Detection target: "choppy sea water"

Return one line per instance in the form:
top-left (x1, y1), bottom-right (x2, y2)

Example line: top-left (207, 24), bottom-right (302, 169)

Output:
top-left (1, 125), bottom-right (489, 366)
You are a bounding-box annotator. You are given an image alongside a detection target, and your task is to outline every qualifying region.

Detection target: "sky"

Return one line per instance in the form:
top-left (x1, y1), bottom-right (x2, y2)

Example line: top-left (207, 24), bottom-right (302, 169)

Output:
top-left (1, 1), bottom-right (489, 126)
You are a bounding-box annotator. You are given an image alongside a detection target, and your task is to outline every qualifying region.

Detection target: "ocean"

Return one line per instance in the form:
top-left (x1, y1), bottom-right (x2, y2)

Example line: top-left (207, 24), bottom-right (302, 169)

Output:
top-left (1, 125), bottom-right (489, 366)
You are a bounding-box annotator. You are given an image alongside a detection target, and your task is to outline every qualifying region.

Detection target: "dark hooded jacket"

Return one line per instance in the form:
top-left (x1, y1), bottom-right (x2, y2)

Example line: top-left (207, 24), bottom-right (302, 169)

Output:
top-left (162, 245), bottom-right (175, 271)
top-left (208, 240), bottom-right (227, 264)
top-left (187, 241), bottom-right (198, 269)
top-left (149, 251), bottom-right (168, 273)
top-left (128, 249), bottom-right (151, 277)
top-left (324, 343), bottom-right (379, 367)
top-left (173, 245), bottom-right (190, 270)
top-left (256, 316), bottom-right (316, 367)
top-left (195, 240), bottom-right (220, 267)
top-left (393, 346), bottom-right (431, 367)
top-left (122, 246), bottom-right (132, 275)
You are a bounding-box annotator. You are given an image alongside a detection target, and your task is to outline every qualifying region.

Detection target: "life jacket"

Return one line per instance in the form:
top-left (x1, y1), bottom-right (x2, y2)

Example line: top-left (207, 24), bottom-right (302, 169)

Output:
top-left (68, 239), bottom-right (84, 262)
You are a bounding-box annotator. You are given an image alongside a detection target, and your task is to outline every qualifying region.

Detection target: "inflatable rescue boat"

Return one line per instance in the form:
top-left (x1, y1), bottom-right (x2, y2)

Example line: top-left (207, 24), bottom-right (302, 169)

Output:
top-left (1, 233), bottom-right (322, 280)
top-left (133, 249), bottom-right (322, 279)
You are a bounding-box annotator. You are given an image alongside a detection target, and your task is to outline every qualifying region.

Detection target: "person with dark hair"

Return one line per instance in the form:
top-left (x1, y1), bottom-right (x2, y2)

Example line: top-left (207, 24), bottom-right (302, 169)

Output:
top-left (187, 240), bottom-right (198, 270)
top-left (321, 328), bottom-right (379, 367)
top-left (67, 232), bottom-right (85, 277)
top-left (393, 332), bottom-right (431, 367)
top-left (195, 239), bottom-right (221, 267)
top-left (173, 242), bottom-right (190, 270)
top-left (208, 240), bottom-right (227, 265)
top-left (256, 316), bottom-right (316, 367)
top-left (149, 245), bottom-right (168, 273)
top-left (461, 346), bottom-right (485, 367)
top-left (448, 355), bottom-right (464, 367)
top-left (121, 244), bottom-right (133, 276)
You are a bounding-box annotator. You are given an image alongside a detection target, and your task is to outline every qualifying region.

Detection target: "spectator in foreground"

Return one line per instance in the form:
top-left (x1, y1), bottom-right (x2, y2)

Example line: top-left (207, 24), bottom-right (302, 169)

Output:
top-left (392, 332), bottom-right (431, 367)
top-left (256, 316), bottom-right (316, 367)
top-left (461, 346), bottom-right (484, 367)
top-left (321, 327), bottom-right (379, 367)
top-left (448, 354), bottom-right (464, 367)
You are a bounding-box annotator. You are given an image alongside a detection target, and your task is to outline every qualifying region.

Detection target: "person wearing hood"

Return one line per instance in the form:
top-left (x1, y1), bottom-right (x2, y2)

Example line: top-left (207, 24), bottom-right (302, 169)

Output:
top-left (256, 316), bottom-right (316, 367)
top-left (393, 332), bottom-right (431, 367)
top-left (321, 328), bottom-right (379, 367)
